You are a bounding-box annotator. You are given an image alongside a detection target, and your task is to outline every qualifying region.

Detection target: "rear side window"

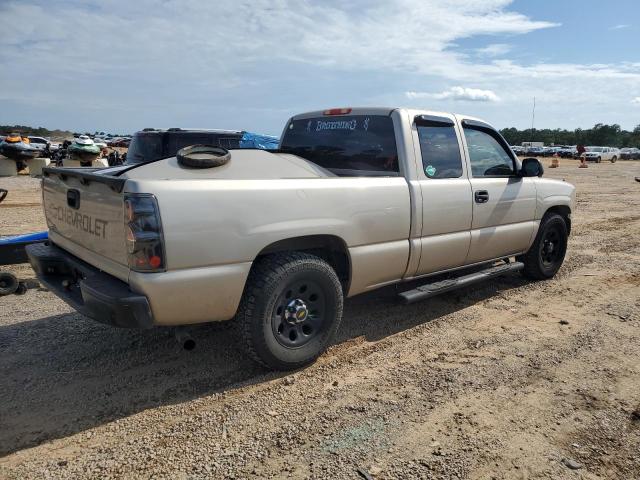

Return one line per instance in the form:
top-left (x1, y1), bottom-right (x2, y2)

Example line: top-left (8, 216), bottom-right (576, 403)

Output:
top-left (126, 134), bottom-right (163, 164)
top-left (218, 137), bottom-right (241, 149)
top-left (280, 115), bottom-right (399, 176)
top-left (417, 124), bottom-right (463, 178)
top-left (463, 127), bottom-right (515, 177)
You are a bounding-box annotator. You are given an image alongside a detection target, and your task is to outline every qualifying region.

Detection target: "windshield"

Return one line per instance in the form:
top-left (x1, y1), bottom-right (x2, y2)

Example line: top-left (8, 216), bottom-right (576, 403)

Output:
top-left (587, 147), bottom-right (603, 152)
top-left (280, 115), bottom-right (399, 176)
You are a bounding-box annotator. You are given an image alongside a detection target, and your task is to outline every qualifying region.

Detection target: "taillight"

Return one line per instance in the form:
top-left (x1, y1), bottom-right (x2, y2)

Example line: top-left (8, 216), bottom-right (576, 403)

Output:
top-left (123, 194), bottom-right (165, 272)
top-left (323, 108), bottom-right (352, 116)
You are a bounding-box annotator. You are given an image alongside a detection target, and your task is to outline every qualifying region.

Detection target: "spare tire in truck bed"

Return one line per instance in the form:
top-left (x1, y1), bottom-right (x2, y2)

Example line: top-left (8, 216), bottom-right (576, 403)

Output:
top-left (176, 145), bottom-right (231, 168)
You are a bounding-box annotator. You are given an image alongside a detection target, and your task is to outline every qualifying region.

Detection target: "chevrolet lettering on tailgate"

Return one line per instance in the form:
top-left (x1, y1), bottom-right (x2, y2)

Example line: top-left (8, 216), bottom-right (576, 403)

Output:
top-left (47, 203), bottom-right (109, 239)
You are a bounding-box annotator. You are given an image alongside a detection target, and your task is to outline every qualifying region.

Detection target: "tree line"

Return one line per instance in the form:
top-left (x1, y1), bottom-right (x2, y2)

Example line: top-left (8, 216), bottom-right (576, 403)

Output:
top-left (500, 123), bottom-right (640, 147)
top-left (3, 122), bottom-right (640, 148)
top-left (0, 125), bottom-right (73, 139)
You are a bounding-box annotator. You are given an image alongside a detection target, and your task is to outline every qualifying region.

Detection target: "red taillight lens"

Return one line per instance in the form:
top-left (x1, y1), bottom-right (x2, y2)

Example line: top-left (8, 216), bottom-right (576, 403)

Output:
top-left (123, 194), bottom-right (165, 272)
top-left (323, 108), bottom-right (352, 116)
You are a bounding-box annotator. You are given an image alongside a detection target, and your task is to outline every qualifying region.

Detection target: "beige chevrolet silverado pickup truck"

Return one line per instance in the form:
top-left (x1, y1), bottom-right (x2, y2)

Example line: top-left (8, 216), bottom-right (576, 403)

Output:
top-left (27, 107), bottom-right (575, 370)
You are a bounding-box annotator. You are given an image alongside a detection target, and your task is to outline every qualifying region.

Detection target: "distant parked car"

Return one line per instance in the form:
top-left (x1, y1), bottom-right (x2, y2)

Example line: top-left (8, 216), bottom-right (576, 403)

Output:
top-left (93, 138), bottom-right (108, 149)
top-left (27, 136), bottom-right (50, 157)
top-left (511, 145), bottom-right (525, 156)
top-left (584, 146), bottom-right (618, 163)
top-left (108, 137), bottom-right (131, 148)
top-left (559, 146), bottom-right (577, 158)
top-left (541, 146), bottom-right (562, 157)
top-left (525, 146), bottom-right (545, 156)
top-left (620, 147), bottom-right (640, 160)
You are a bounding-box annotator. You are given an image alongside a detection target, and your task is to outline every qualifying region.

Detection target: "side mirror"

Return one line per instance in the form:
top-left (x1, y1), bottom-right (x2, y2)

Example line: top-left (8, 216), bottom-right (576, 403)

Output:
top-left (520, 157), bottom-right (544, 177)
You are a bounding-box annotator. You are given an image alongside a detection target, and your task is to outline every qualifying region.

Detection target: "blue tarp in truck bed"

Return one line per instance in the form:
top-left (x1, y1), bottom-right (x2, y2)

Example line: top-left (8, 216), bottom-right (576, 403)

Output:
top-left (240, 131), bottom-right (279, 150)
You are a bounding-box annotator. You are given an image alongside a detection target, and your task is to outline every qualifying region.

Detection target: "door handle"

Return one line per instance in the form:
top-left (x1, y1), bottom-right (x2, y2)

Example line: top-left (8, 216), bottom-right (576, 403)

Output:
top-left (474, 190), bottom-right (489, 204)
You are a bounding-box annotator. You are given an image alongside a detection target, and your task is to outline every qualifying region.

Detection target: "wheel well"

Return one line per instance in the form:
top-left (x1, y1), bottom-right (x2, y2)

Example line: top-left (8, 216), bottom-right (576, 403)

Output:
top-left (256, 235), bottom-right (351, 293)
top-left (545, 205), bottom-right (571, 235)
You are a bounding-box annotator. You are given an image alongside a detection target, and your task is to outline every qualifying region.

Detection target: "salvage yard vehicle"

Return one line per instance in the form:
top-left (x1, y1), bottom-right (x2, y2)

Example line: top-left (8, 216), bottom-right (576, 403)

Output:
top-left (584, 146), bottom-right (618, 163)
top-left (559, 146), bottom-right (577, 158)
top-left (27, 107), bottom-right (576, 370)
top-left (620, 147), bottom-right (640, 160)
top-left (27, 136), bottom-right (51, 157)
top-left (0, 133), bottom-right (38, 161)
top-left (125, 128), bottom-right (243, 164)
top-left (525, 146), bottom-right (545, 156)
top-left (511, 145), bottom-right (525, 156)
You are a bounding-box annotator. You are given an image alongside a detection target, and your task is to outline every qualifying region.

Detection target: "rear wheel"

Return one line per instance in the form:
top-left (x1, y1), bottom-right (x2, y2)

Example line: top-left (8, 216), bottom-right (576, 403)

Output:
top-left (611, 156), bottom-right (617, 163)
top-left (520, 213), bottom-right (568, 280)
top-left (238, 252), bottom-right (343, 370)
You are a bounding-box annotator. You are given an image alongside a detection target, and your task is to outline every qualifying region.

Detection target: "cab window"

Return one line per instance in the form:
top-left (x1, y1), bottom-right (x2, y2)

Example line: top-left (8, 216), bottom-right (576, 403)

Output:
top-left (280, 115), bottom-right (399, 177)
top-left (463, 127), bottom-right (515, 177)
top-left (416, 124), bottom-right (463, 178)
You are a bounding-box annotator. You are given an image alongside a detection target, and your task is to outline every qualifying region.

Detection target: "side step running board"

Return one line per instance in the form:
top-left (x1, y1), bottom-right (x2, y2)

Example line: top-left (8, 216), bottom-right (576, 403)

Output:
top-left (398, 261), bottom-right (524, 304)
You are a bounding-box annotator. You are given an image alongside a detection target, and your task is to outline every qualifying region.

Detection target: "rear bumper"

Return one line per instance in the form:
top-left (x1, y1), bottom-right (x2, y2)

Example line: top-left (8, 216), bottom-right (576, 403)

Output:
top-left (26, 242), bottom-right (154, 328)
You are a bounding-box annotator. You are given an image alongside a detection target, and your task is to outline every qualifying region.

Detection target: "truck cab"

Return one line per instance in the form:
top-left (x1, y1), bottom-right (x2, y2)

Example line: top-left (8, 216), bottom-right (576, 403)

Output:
top-left (281, 108), bottom-right (570, 280)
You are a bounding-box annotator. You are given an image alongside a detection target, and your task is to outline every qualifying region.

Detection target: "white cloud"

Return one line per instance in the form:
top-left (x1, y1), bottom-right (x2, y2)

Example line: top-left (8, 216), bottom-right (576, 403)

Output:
top-left (475, 43), bottom-right (512, 57)
top-left (0, 0), bottom-right (638, 131)
top-left (0, 0), bottom-right (560, 90)
top-left (610, 24), bottom-right (630, 30)
top-left (633, 97), bottom-right (640, 105)
top-left (407, 87), bottom-right (500, 102)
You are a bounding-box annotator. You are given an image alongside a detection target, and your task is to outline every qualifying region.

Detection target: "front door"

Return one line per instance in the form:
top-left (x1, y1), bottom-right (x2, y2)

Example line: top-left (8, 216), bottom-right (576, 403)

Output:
top-left (413, 114), bottom-right (473, 276)
top-left (460, 121), bottom-right (537, 264)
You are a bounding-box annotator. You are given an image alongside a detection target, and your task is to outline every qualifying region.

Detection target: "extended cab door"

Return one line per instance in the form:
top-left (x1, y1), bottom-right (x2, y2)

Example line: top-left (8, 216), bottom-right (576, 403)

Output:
top-left (412, 114), bottom-right (473, 275)
top-left (459, 119), bottom-right (537, 264)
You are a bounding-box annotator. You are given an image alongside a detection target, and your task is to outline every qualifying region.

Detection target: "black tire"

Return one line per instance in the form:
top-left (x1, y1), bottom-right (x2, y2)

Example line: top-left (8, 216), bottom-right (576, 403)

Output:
top-left (596, 156), bottom-right (601, 163)
top-left (611, 156), bottom-right (617, 163)
top-left (0, 272), bottom-right (19, 296)
top-left (177, 145), bottom-right (231, 169)
top-left (237, 252), bottom-right (344, 370)
top-left (520, 213), bottom-right (568, 280)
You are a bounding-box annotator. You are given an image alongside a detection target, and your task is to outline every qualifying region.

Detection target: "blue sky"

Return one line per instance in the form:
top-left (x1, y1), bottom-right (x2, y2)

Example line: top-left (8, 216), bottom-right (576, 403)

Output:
top-left (0, 0), bottom-right (638, 135)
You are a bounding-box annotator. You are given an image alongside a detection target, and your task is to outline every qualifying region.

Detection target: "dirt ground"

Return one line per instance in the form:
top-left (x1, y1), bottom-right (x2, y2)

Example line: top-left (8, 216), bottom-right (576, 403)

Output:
top-left (0, 159), bottom-right (639, 479)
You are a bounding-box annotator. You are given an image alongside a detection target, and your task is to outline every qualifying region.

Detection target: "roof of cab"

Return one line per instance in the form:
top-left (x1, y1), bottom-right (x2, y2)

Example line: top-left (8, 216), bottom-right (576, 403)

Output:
top-left (290, 107), bottom-right (490, 125)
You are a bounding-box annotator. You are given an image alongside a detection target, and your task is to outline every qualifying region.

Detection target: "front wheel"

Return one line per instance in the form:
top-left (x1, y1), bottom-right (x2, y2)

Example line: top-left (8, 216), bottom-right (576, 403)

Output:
top-left (237, 252), bottom-right (344, 370)
top-left (519, 213), bottom-right (568, 280)
top-left (596, 156), bottom-right (602, 163)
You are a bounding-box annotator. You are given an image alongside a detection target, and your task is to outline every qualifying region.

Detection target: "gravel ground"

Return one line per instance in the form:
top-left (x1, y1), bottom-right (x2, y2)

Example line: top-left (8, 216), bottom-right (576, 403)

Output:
top-left (0, 160), bottom-right (639, 479)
